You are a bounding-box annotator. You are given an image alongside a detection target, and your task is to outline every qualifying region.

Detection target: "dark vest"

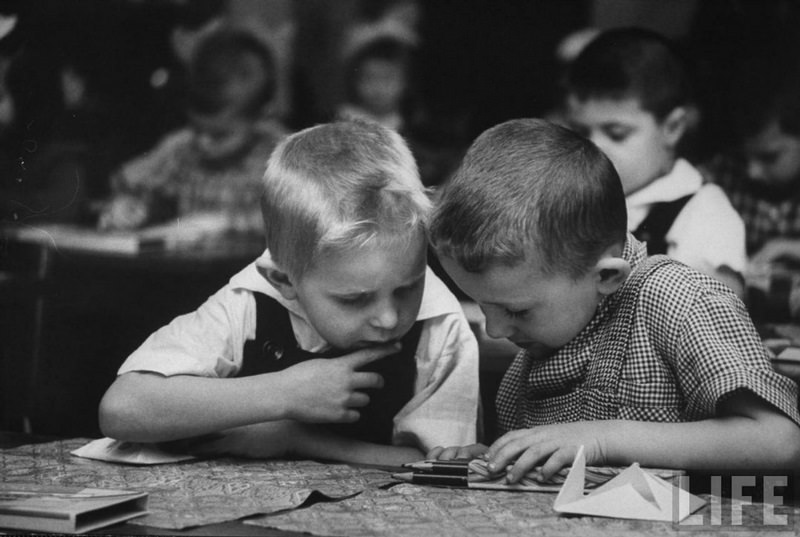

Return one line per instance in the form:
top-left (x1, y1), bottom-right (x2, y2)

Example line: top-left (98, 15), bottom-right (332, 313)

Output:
top-left (240, 294), bottom-right (422, 444)
top-left (633, 194), bottom-right (693, 255)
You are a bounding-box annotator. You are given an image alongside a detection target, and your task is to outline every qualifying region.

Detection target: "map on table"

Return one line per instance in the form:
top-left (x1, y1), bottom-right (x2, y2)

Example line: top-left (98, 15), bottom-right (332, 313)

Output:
top-left (0, 438), bottom-right (393, 529)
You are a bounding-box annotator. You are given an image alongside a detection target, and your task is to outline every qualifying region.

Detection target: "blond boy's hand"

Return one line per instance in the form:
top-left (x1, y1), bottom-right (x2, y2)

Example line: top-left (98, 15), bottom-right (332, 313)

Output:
top-left (485, 422), bottom-right (608, 484)
top-left (282, 343), bottom-right (400, 424)
top-left (426, 443), bottom-right (488, 461)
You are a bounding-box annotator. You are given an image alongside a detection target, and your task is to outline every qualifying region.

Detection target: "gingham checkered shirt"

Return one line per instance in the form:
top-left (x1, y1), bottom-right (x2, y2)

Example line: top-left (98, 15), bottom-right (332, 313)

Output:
top-left (496, 235), bottom-right (800, 433)
top-left (702, 156), bottom-right (800, 256)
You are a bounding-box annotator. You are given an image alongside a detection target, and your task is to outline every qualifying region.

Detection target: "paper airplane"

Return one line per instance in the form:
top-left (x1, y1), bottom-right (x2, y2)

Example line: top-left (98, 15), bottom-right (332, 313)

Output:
top-left (554, 446), bottom-right (706, 522)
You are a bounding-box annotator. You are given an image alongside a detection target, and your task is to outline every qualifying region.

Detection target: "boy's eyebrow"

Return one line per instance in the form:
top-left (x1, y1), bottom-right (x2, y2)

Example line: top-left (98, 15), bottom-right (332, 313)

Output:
top-left (331, 270), bottom-right (426, 296)
top-left (599, 120), bottom-right (633, 130)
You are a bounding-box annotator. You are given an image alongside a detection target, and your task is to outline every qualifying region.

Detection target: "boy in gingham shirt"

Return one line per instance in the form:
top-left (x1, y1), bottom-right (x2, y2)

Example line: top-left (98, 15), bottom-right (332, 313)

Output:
top-left (427, 118), bottom-right (800, 483)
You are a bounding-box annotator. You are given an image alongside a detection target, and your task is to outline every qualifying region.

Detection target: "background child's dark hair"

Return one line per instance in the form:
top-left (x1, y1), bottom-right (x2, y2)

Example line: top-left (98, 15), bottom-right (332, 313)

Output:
top-left (344, 35), bottom-right (414, 107)
top-left (187, 26), bottom-right (276, 117)
top-left (729, 50), bottom-right (800, 139)
top-left (564, 27), bottom-right (693, 121)
top-left (430, 118), bottom-right (627, 278)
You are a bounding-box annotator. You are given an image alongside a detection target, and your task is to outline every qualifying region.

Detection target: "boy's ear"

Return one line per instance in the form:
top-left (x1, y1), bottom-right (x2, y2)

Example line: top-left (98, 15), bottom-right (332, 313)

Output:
top-left (661, 106), bottom-right (692, 148)
top-left (594, 256), bottom-right (631, 296)
top-left (257, 261), bottom-right (298, 300)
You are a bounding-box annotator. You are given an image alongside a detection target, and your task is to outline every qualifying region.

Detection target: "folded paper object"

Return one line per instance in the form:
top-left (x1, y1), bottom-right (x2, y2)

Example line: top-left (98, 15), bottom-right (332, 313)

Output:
top-left (553, 446), bottom-right (706, 522)
top-left (71, 438), bottom-right (196, 465)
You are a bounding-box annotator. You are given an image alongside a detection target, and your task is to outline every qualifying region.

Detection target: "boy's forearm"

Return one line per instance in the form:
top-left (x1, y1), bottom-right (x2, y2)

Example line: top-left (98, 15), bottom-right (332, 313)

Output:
top-left (292, 425), bottom-right (425, 466)
top-left (601, 411), bottom-right (800, 470)
top-left (98, 372), bottom-right (297, 442)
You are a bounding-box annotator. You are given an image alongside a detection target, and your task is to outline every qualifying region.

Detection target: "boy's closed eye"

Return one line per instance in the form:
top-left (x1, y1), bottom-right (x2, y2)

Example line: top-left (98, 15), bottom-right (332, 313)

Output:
top-left (336, 293), bottom-right (370, 307)
top-left (394, 278), bottom-right (424, 297)
top-left (504, 308), bottom-right (530, 320)
top-left (333, 277), bottom-right (424, 307)
top-left (753, 151), bottom-right (779, 166)
top-left (602, 124), bottom-right (633, 143)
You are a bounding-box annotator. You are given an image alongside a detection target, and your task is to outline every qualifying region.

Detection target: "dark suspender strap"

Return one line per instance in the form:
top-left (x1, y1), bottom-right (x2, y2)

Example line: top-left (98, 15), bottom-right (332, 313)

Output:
top-left (327, 321), bottom-right (423, 444)
top-left (240, 293), bottom-right (422, 444)
top-left (633, 194), bottom-right (693, 255)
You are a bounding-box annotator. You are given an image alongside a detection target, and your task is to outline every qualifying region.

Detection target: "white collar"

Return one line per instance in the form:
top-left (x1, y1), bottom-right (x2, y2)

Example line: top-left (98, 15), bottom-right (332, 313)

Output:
top-left (626, 159), bottom-right (702, 230)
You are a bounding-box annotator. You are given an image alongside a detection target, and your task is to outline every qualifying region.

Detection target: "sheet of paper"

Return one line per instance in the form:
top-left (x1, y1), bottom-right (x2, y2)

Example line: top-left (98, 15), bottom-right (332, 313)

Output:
top-left (553, 445), bottom-right (706, 522)
top-left (70, 438), bottom-right (197, 465)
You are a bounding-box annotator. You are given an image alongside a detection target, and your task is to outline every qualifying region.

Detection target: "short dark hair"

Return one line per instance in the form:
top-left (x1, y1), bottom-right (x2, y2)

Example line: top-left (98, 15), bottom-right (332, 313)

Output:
top-left (188, 26), bottom-right (276, 116)
top-left (730, 52), bottom-right (800, 138)
top-left (564, 27), bottom-right (692, 120)
top-left (430, 118), bottom-right (627, 278)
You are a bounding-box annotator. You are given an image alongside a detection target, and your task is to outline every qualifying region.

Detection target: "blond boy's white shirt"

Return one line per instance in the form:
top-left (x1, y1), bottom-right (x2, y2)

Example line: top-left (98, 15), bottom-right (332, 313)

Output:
top-left (626, 158), bottom-right (747, 276)
top-left (118, 249), bottom-right (480, 451)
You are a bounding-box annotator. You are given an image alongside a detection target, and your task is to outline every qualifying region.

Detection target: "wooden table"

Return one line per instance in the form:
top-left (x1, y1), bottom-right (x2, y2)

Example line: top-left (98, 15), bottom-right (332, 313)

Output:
top-left (1, 432), bottom-right (797, 537)
top-left (0, 225), bottom-right (264, 437)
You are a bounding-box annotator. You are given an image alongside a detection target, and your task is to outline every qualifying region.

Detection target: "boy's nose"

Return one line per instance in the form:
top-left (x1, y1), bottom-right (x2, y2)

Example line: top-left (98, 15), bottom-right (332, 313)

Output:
top-left (483, 312), bottom-right (514, 340)
top-left (370, 301), bottom-right (399, 330)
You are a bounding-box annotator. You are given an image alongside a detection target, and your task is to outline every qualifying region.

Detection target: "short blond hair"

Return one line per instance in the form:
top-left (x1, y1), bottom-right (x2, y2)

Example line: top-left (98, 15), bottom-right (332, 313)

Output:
top-left (262, 120), bottom-right (430, 278)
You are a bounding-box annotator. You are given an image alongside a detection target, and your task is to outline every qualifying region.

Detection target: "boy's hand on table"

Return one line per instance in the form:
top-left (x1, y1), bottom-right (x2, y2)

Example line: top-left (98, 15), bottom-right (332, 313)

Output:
top-left (426, 443), bottom-right (488, 461)
top-left (97, 194), bottom-right (149, 231)
top-left (485, 422), bottom-right (608, 484)
top-left (282, 343), bottom-right (400, 424)
top-left (750, 238), bottom-right (800, 268)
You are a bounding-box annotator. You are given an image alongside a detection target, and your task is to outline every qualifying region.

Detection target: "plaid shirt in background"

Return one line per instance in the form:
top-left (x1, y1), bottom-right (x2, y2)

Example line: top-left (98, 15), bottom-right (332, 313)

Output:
top-left (701, 156), bottom-right (800, 256)
top-left (111, 120), bottom-right (287, 234)
top-left (496, 235), bottom-right (800, 434)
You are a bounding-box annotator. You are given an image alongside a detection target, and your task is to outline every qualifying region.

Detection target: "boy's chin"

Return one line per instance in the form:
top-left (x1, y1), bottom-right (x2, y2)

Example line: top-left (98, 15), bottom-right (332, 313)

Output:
top-left (517, 341), bottom-right (555, 359)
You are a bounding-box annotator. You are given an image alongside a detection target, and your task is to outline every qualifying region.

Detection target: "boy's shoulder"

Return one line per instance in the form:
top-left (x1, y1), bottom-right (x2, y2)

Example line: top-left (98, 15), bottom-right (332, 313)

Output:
top-left (624, 255), bottom-right (743, 323)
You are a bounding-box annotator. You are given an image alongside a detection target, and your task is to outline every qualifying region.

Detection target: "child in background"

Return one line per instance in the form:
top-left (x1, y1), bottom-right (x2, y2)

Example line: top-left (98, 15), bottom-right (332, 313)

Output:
top-left (97, 25), bottom-right (287, 234)
top-left (702, 55), bottom-right (800, 322)
top-left (337, 34), bottom-right (414, 133)
top-left (427, 118), bottom-right (800, 482)
top-left (704, 56), bottom-right (800, 268)
top-left (98, 120), bottom-right (480, 466)
top-left (563, 27), bottom-right (747, 298)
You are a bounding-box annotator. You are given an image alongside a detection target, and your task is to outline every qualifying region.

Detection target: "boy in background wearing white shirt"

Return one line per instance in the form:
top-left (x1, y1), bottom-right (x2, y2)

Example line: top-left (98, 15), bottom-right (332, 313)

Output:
top-left (563, 27), bottom-right (746, 298)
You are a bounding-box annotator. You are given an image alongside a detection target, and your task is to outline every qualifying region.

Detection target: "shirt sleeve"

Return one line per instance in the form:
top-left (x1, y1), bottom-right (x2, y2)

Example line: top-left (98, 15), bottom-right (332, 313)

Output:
top-left (117, 285), bottom-right (256, 379)
top-left (670, 289), bottom-right (800, 425)
top-left (392, 311), bottom-right (481, 451)
top-left (112, 130), bottom-right (192, 195)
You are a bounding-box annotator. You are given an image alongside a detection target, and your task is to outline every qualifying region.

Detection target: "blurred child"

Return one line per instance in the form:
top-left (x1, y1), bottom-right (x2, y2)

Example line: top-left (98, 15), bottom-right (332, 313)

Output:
top-left (427, 118), bottom-right (800, 481)
top-left (704, 55), bottom-right (800, 269)
top-left (97, 25), bottom-right (287, 234)
top-left (337, 34), bottom-right (414, 133)
top-left (563, 27), bottom-right (747, 298)
top-left (98, 120), bottom-right (480, 466)
top-left (337, 28), bottom-right (465, 189)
